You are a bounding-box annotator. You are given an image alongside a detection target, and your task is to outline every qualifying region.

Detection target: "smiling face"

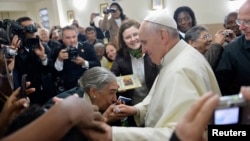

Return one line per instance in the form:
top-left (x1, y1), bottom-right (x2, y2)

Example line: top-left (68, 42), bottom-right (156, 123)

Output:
top-left (105, 44), bottom-right (117, 61)
top-left (189, 31), bottom-right (212, 54)
top-left (122, 26), bottom-right (141, 50)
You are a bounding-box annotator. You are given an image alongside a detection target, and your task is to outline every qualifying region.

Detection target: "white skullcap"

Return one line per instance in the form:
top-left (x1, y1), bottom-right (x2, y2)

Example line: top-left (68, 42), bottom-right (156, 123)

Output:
top-left (144, 9), bottom-right (177, 29)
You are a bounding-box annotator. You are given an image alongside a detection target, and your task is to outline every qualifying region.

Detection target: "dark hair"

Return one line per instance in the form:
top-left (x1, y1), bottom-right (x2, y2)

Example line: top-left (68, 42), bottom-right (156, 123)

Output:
top-left (62, 26), bottom-right (77, 37)
top-left (16, 16), bottom-right (32, 25)
top-left (224, 12), bottom-right (238, 25)
top-left (173, 6), bottom-right (197, 30)
top-left (85, 26), bottom-right (96, 34)
top-left (117, 19), bottom-right (140, 58)
top-left (4, 104), bottom-right (88, 141)
top-left (4, 105), bottom-right (45, 136)
top-left (71, 23), bottom-right (79, 28)
top-left (49, 25), bottom-right (62, 39)
top-left (104, 42), bottom-right (118, 62)
top-left (110, 2), bottom-right (126, 21)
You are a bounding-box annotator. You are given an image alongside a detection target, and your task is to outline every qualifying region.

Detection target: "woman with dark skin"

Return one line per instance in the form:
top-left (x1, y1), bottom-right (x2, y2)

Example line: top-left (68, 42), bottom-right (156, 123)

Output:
top-left (173, 6), bottom-right (197, 38)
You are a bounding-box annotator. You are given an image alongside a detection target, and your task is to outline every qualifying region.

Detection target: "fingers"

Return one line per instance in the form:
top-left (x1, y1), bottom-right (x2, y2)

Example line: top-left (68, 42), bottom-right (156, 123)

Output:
top-left (92, 105), bottom-right (99, 112)
top-left (241, 86), bottom-right (250, 101)
top-left (25, 88), bottom-right (36, 95)
top-left (194, 94), bottom-right (219, 126)
top-left (52, 96), bottom-right (64, 104)
top-left (93, 112), bottom-right (105, 122)
top-left (24, 81), bottom-right (36, 95)
top-left (184, 92), bottom-right (215, 121)
top-left (11, 87), bottom-right (21, 98)
top-left (90, 121), bottom-right (109, 133)
top-left (10, 97), bottom-right (30, 112)
top-left (25, 81), bottom-right (31, 87)
top-left (73, 93), bottom-right (79, 97)
top-left (18, 97), bottom-right (30, 108)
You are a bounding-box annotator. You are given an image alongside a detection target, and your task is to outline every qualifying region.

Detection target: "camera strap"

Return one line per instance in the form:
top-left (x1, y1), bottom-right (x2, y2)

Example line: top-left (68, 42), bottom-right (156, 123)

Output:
top-left (3, 54), bottom-right (14, 91)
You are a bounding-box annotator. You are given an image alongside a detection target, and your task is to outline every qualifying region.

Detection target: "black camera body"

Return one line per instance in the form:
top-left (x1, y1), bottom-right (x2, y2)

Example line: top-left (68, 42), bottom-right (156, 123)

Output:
top-left (0, 19), bottom-right (38, 48)
top-left (67, 47), bottom-right (78, 60)
top-left (25, 37), bottom-right (40, 50)
top-left (103, 8), bottom-right (116, 14)
top-left (0, 19), bottom-right (24, 44)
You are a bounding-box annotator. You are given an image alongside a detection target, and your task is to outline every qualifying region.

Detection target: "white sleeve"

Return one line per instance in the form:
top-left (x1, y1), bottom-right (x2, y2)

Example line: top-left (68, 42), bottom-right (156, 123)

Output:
top-left (54, 59), bottom-right (64, 71)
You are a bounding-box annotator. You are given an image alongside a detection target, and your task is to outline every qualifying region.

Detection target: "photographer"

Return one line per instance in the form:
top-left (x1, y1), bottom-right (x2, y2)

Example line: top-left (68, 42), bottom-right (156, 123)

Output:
top-left (54, 26), bottom-right (100, 91)
top-left (101, 2), bottom-right (128, 47)
top-left (13, 17), bottom-right (55, 106)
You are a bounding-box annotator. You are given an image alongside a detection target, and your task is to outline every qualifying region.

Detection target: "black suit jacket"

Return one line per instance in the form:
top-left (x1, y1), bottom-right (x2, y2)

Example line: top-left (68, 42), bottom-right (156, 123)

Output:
top-left (60, 42), bottom-right (100, 90)
top-left (111, 53), bottom-right (159, 103)
top-left (14, 43), bottom-right (55, 105)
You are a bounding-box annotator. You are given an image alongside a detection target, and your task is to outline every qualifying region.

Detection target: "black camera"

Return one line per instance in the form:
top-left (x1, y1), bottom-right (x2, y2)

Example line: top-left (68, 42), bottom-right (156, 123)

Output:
top-left (67, 47), bottom-right (78, 60)
top-left (0, 19), bottom-right (24, 44)
top-left (103, 8), bottom-right (117, 14)
top-left (1, 45), bottom-right (17, 58)
top-left (25, 37), bottom-right (40, 50)
top-left (0, 19), bottom-right (38, 48)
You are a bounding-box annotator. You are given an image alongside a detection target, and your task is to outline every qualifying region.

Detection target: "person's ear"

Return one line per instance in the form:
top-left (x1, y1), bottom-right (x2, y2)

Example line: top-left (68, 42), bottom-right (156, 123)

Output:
top-left (160, 29), bottom-right (168, 41)
top-left (89, 87), bottom-right (97, 99)
top-left (188, 40), bottom-right (195, 46)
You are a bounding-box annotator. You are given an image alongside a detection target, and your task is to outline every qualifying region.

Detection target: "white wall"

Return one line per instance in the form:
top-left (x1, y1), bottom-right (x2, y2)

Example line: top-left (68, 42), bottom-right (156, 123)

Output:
top-left (66, 0), bottom-right (246, 27)
top-left (165, 0), bottom-right (245, 24)
top-left (0, 0), bottom-right (247, 28)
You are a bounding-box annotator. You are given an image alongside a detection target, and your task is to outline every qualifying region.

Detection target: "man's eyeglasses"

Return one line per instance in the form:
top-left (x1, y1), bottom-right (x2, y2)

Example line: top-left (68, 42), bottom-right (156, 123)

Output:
top-left (235, 19), bottom-right (250, 27)
top-left (199, 34), bottom-right (212, 40)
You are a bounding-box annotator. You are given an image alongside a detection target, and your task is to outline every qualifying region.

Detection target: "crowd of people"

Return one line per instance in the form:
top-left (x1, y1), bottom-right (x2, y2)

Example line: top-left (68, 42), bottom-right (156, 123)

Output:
top-left (1, 0), bottom-right (250, 140)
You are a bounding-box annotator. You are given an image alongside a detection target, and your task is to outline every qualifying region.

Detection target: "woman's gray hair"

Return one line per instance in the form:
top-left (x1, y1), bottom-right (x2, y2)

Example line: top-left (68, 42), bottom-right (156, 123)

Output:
top-left (184, 25), bottom-right (208, 42)
top-left (146, 21), bottom-right (179, 38)
top-left (78, 67), bottom-right (117, 93)
top-left (93, 42), bottom-right (105, 49)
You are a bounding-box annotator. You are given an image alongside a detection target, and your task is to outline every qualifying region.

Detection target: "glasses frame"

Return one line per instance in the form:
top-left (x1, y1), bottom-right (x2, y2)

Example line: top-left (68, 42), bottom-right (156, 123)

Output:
top-left (235, 19), bottom-right (250, 27)
top-left (199, 34), bottom-right (212, 40)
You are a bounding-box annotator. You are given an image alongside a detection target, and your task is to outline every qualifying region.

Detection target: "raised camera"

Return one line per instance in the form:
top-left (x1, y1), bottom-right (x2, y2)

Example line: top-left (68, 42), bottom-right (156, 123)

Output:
top-left (25, 37), bottom-right (40, 50)
top-left (211, 94), bottom-right (250, 125)
top-left (2, 45), bottom-right (17, 58)
top-left (103, 8), bottom-right (116, 14)
top-left (67, 47), bottom-right (78, 60)
top-left (222, 31), bottom-right (233, 38)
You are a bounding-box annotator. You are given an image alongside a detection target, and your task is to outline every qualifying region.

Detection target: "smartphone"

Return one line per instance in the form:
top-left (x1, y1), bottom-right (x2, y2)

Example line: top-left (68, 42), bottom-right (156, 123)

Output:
top-left (211, 94), bottom-right (250, 125)
top-left (19, 74), bottom-right (28, 99)
top-left (118, 96), bottom-right (132, 104)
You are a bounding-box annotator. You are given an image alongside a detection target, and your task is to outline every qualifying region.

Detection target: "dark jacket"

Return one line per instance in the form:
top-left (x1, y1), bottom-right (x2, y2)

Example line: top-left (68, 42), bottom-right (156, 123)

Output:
top-left (204, 43), bottom-right (224, 71)
top-left (90, 22), bottom-right (104, 40)
top-left (111, 53), bottom-right (159, 104)
top-left (215, 35), bottom-right (250, 95)
top-left (14, 43), bottom-right (55, 105)
top-left (59, 42), bottom-right (100, 90)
